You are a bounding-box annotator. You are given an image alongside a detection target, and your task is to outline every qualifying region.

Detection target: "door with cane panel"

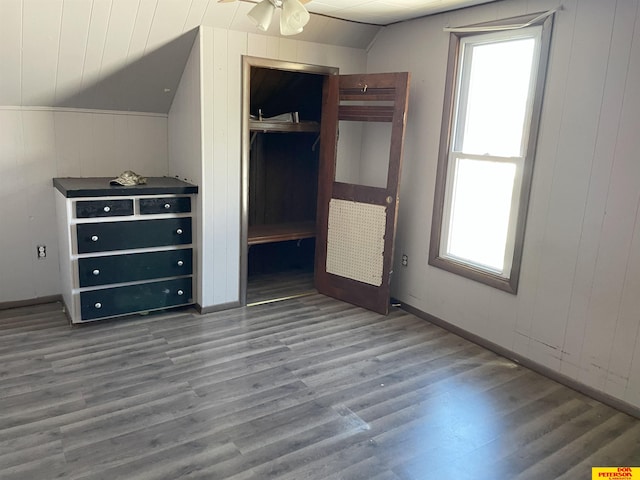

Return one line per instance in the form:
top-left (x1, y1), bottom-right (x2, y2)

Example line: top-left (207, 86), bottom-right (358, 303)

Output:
top-left (315, 72), bottom-right (410, 314)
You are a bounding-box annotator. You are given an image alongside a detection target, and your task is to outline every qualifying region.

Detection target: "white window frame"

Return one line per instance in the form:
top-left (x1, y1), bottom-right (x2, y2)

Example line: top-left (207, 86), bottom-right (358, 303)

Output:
top-left (429, 14), bottom-right (554, 293)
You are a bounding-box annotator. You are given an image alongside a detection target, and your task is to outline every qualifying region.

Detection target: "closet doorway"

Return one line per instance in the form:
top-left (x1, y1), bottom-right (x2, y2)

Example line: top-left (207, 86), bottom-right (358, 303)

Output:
top-left (241, 57), bottom-right (411, 312)
top-left (241, 57), bottom-right (338, 306)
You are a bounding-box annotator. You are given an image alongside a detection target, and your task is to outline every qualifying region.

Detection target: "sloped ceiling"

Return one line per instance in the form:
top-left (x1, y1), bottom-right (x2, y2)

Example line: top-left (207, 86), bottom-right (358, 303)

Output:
top-left (0, 0), bottom-right (495, 113)
top-left (0, 0), bottom-right (383, 113)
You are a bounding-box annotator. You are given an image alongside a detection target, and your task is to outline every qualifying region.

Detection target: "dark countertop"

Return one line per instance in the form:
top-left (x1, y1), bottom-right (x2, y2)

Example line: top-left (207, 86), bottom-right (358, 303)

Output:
top-left (53, 177), bottom-right (198, 198)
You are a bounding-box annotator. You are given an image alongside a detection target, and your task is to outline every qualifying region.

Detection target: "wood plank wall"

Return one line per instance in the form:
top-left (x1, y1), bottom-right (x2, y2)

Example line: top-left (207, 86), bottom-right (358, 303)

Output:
top-left (368, 0), bottom-right (640, 409)
top-left (0, 108), bottom-right (168, 304)
top-left (169, 26), bottom-right (368, 310)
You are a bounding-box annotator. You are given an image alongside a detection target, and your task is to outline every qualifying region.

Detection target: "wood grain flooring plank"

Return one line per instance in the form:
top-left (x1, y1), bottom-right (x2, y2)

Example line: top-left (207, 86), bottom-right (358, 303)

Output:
top-left (487, 402), bottom-right (621, 478)
top-left (71, 440), bottom-right (242, 480)
top-left (555, 421), bottom-right (640, 479)
top-left (61, 387), bottom-right (201, 450)
top-left (0, 438), bottom-right (64, 470)
top-left (270, 438), bottom-right (380, 480)
top-left (0, 288), bottom-right (638, 479)
top-left (390, 391), bottom-right (594, 479)
top-left (0, 427), bottom-right (61, 457)
top-left (0, 394), bottom-right (86, 430)
top-left (0, 452), bottom-right (67, 480)
top-left (514, 411), bottom-right (639, 479)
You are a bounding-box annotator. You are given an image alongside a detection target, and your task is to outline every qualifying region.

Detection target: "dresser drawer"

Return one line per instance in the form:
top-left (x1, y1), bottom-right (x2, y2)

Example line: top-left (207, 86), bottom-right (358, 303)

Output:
top-left (76, 199), bottom-right (133, 218)
top-left (80, 277), bottom-right (192, 321)
top-left (78, 249), bottom-right (193, 287)
top-left (139, 197), bottom-right (191, 214)
top-left (77, 218), bottom-right (192, 253)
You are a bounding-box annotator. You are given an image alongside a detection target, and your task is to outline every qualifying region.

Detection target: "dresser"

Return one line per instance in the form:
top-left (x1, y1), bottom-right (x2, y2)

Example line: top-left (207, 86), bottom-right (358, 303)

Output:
top-left (53, 177), bottom-right (198, 324)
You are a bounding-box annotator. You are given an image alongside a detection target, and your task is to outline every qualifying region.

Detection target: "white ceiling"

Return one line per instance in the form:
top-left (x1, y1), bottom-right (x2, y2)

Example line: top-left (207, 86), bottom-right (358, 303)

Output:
top-left (296, 0), bottom-right (498, 25)
top-left (0, 0), bottom-right (498, 112)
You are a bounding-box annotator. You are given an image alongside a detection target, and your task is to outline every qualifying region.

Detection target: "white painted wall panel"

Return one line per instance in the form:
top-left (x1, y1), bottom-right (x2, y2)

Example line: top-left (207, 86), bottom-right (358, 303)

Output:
top-left (81, 0), bottom-right (112, 90)
top-left (200, 26), bottom-right (218, 308)
top-left (567, 0), bottom-right (639, 388)
top-left (0, 107), bottom-right (169, 303)
top-left (145, 0), bottom-right (191, 53)
top-left (513, 0), bottom-right (577, 357)
top-left (100, 0), bottom-right (139, 76)
top-left (20, 110), bottom-right (60, 299)
top-left (55, 0), bottom-right (92, 104)
top-left (371, 0), bottom-right (640, 410)
top-left (125, 115), bottom-right (169, 175)
top-left (53, 111), bottom-right (87, 177)
top-left (0, 111), bottom-right (32, 301)
top-left (0, 1), bottom-right (22, 105)
top-left (529, 0), bottom-right (615, 371)
top-left (183, 27), bottom-right (366, 310)
top-left (211, 27), bottom-right (233, 306)
top-left (221, 30), bottom-right (245, 306)
top-left (168, 37), bottom-right (202, 185)
top-left (168, 29), bottom-right (203, 304)
top-left (622, 204), bottom-right (640, 405)
top-left (21, 0), bottom-right (63, 105)
top-left (183, 0), bottom-right (209, 33)
top-left (591, 0), bottom-right (640, 400)
top-left (127, 0), bottom-right (158, 62)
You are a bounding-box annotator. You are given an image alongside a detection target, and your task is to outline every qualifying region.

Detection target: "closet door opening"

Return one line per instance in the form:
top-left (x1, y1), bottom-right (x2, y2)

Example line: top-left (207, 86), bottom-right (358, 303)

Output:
top-left (241, 57), bottom-right (338, 306)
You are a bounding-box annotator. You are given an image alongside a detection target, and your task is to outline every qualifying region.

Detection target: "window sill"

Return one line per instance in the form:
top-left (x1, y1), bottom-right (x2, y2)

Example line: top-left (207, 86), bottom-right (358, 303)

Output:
top-left (428, 254), bottom-right (518, 294)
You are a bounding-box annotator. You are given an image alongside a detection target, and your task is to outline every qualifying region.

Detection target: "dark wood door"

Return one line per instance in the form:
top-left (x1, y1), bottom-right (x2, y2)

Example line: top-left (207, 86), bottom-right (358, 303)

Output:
top-left (315, 72), bottom-right (410, 314)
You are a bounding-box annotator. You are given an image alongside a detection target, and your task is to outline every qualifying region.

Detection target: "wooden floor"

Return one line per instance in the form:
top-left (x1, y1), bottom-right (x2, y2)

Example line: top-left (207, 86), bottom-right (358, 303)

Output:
top-left (1, 294), bottom-right (639, 479)
top-left (247, 270), bottom-right (315, 305)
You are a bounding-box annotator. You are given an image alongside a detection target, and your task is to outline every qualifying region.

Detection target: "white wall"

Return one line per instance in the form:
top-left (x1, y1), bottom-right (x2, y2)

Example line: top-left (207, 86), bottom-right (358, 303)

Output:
top-left (369, 0), bottom-right (640, 409)
top-left (190, 28), bottom-right (368, 309)
top-left (168, 30), bottom-right (203, 306)
top-left (0, 108), bottom-right (168, 303)
top-left (1, 23), bottom-right (368, 309)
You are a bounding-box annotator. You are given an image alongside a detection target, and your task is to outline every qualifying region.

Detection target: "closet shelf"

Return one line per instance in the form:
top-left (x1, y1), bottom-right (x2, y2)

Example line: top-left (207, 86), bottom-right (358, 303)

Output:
top-left (249, 120), bottom-right (320, 133)
top-left (248, 221), bottom-right (316, 246)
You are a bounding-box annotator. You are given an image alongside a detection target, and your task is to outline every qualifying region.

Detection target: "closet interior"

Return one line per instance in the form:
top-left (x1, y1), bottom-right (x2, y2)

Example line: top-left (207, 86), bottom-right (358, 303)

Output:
top-left (245, 64), bottom-right (327, 304)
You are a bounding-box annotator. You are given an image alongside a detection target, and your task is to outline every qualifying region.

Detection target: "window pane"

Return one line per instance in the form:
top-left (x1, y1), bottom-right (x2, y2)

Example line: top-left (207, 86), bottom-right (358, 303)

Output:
top-left (445, 158), bottom-right (516, 273)
top-left (457, 37), bottom-right (536, 157)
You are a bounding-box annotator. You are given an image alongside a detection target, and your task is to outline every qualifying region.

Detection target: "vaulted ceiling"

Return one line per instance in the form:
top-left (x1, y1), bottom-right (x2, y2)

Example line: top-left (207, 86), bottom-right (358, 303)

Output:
top-left (0, 0), bottom-right (497, 113)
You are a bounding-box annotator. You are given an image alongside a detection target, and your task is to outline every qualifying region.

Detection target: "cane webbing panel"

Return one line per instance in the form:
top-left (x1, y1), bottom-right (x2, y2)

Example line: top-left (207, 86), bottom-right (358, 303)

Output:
top-left (326, 199), bottom-right (386, 286)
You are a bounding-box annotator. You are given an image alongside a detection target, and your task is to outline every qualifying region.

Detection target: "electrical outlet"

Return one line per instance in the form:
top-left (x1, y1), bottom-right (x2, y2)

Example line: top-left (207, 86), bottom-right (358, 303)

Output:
top-left (37, 245), bottom-right (46, 259)
top-left (401, 254), bottom-right (408, 267)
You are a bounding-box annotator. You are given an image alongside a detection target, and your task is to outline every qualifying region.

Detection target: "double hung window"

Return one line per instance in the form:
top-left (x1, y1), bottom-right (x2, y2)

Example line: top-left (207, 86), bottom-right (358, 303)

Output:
top-left (429, 13), bottom-right (554, 293)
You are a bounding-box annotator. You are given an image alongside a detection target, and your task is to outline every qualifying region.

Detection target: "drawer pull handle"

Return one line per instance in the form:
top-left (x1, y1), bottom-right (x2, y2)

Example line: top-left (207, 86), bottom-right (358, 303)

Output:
top-left (103, 206), bottom-right (111, 212)
top-left (92, 269), bottom-right (100, 276)
top-left (91, 235), bottom-right (99, 242)
top-left (164, 203), bottom-right (171, 209)
top-left (94, 302), bottom-right (102, 309)
top-left (176, 229), bottom-right (183, 235)
top-left (177, 260), bottom-right (184, 267)
top-left (177, 290), bottom-right (184, 296)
